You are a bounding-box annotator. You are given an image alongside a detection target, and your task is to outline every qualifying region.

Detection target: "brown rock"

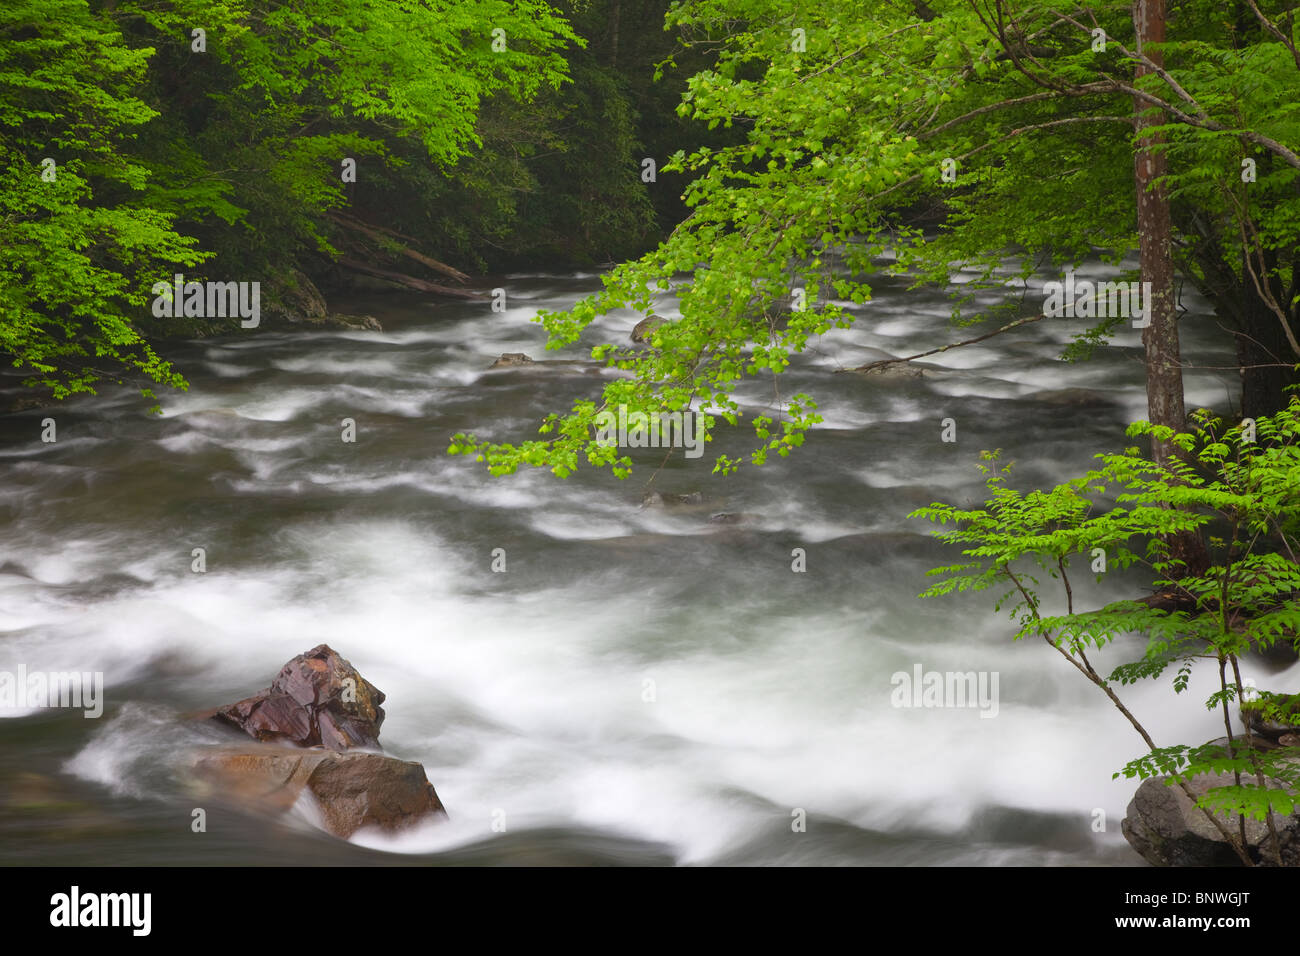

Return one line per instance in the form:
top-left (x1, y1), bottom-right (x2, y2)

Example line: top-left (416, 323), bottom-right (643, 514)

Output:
top-left (193, 748), bottom-right (326, 812)
top-left (211, 644), bottom-right (385, 750)
top-left (306, 753), bottom-right (446, 838)
top-left (193, 748), bottom-right (446, 837)
top-left (195, 648), bottom-right (447, 839)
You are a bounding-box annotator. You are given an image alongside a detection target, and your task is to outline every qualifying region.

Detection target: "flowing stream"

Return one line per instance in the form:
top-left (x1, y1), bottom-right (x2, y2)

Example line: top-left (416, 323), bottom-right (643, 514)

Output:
top-left (3, 259), bottom-right (1294, 865)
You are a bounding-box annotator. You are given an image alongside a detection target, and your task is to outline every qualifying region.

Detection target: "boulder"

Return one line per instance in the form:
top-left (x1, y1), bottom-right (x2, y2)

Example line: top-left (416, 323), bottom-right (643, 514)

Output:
top-left (306, 752), bottom-right (445, 838)
top-left (489, 352), bottom-right (535, 368)
top-left (1122, 769), bottom-right (1300, 866)
top-left (209, 644), bottom-right (385, 750)
top-left (1241, 694), bottom-right (1300, 742)
top-left (193, 747), bottom-right (446, 838)
top-left (265, 269), bottom-right (328, 324)
top-left (194, 646), bottom-right (447, 839)
top-left (631, 314), bottom-right (667, 343)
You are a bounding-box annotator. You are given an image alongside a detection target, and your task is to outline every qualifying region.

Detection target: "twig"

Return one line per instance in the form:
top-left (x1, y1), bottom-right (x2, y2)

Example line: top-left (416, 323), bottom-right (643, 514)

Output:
top-left (838, 314), bottom-right (1043, 373)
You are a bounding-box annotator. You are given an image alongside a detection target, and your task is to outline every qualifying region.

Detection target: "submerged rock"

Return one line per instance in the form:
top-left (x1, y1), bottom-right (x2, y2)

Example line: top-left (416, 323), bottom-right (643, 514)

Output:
top-left (708, 512), bottom-right (759, 525)
top-left (0, 394), bottom-right (52, 414)
top-left (854, 361), bottom-right (929, 379)
top-left (489, 352), bottom-right (535, 368)
top-left (1025, 387), bottom-right (1114, 406)
top-left (642, 490), bottom-right (704, 508)
top-left (268, 311), bottom-right (383, 332)
top-left (208, 644), bottom-right (385, 750)
top-left (194, 747), bottom-right (446, 838)
top-left (485, 353), bottom-right (608, 376)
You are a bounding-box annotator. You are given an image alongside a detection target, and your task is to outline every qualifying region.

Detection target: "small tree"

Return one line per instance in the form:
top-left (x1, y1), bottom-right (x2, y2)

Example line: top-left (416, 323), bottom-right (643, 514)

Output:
top-left (912, 395), bottom-right (1300, 865)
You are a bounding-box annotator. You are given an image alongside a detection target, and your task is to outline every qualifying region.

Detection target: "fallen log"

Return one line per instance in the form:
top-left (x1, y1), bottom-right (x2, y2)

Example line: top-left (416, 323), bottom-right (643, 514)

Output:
top-left (329, 213), bottom-right (470, 283)
top-left (338, 258), bottom-right (483, 299)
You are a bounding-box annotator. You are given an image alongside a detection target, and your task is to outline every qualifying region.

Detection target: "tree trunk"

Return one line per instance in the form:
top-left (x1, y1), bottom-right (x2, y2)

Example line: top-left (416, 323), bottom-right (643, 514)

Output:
top-left (1133, 0), bottom-right (1210, 575)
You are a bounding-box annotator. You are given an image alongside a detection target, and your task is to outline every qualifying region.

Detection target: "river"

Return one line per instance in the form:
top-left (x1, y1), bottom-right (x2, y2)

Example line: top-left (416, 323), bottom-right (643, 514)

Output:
top-left (2, 260), bottom-right (1291, 865)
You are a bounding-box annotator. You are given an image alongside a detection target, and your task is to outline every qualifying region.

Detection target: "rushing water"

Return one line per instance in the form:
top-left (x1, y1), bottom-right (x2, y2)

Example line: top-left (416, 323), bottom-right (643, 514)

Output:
top-left (2, 259), bottom-right (1294, 866)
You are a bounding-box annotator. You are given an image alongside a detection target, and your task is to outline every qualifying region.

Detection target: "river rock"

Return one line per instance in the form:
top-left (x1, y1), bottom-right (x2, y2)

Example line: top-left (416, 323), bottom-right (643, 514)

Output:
top-left (209, 644), bottom-right (385, 750)
top-left (265, 269), bottom-right (328, 324)
top-left (329, 313), bottom-right (383, 332)
top-left (195, 646), bottom-right (446, 839)
top-left (192, 749), bottom-right (322, 811)
top-left (484, 353), bottom-right (608, 376)
top-left (1, 394), bottom-right (51, 414)
top-left (306, 752), bottom-right (445, 837)
top-left (709, 512), bottom-right (759, 525)
top-left (193, 747), bottom-right (446, 838)
top-left (1122, 769), bottom-right (1300, 866)
top-left (642, 490), bottom-right (704, 508)
top-left (489, 352), bottom-right (535, 368)
top-left (855, 361), bottom-right (929, 379)
top-left (1241, 694), bottom-right (1300, 742)
top-left (631, 315), bottom-right (667, 343)
top-left (1025, 387), bottom-right (1115, 406)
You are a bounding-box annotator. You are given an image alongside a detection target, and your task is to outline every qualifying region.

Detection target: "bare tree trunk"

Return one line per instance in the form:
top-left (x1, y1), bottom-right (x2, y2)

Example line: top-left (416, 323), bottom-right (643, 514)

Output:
top-left (1133, 0), bottom-right (1209, 575)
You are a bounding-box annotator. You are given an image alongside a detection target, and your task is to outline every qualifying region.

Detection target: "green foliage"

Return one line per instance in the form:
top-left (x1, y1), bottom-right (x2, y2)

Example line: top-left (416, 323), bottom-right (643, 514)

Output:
top-left (913, 397), bottom-right (1300, 846)
top-left (452, 0), bottom-right (1300, 476)
top-left (1, 0), bottom-right (581, 401)
top-left (0, 0), bottom-right (204, 403)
